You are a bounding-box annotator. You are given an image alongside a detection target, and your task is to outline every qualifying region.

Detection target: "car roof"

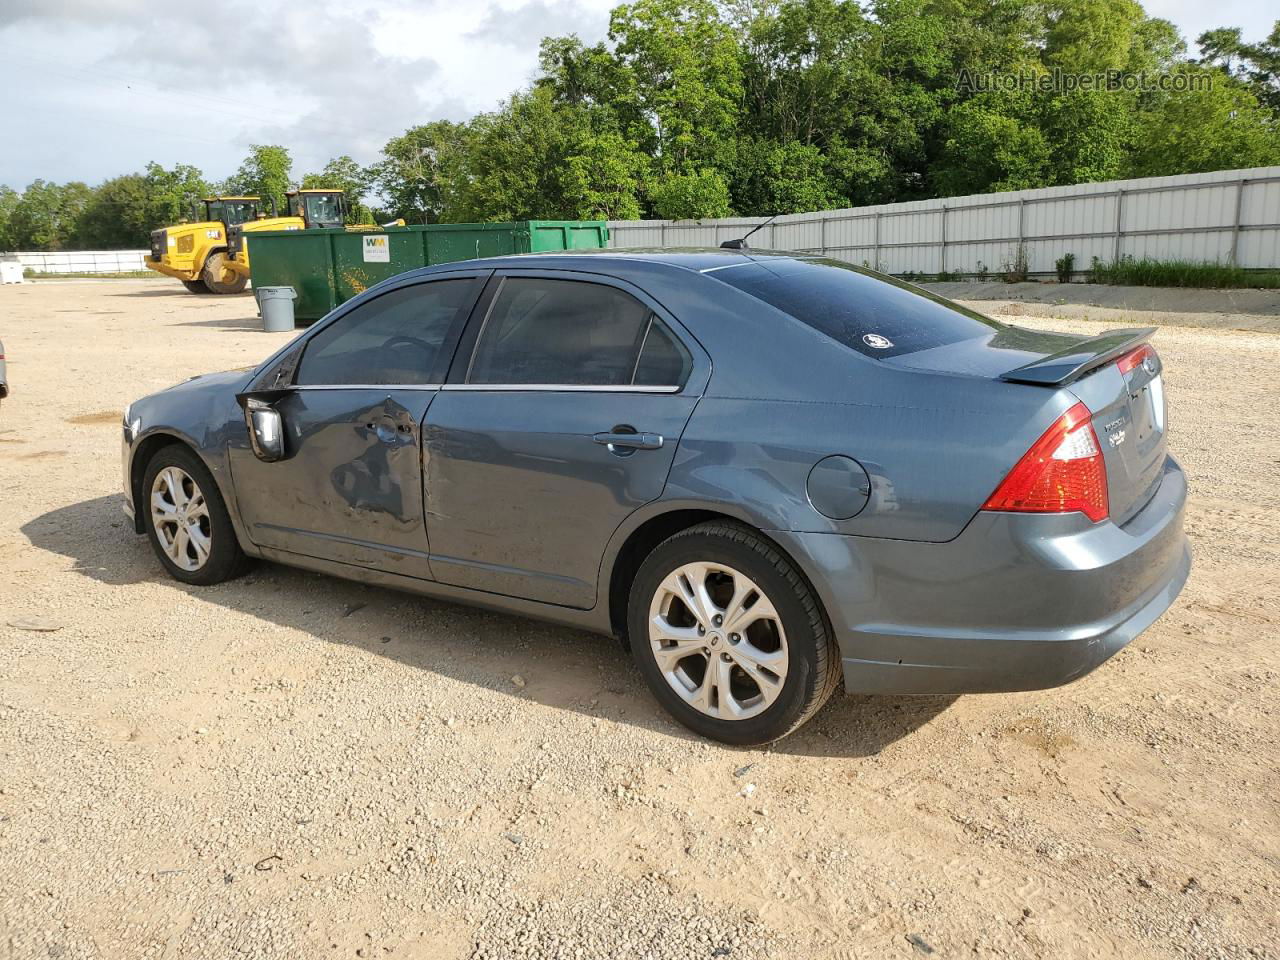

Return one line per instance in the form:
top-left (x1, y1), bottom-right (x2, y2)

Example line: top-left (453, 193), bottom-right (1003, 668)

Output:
top-left (402, 247), bottom-right (808, 279)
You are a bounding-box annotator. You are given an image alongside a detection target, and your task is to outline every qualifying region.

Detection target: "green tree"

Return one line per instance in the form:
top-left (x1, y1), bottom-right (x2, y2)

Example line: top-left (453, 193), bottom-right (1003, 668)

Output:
top-left (1129, 68), bottom-right (1280, 176)
top-left (933, 90), bottom-right (1051, 195)
top-left (226, 145), bottom-right (293, 216)
top-left (1040, 90), bottom-right (1134, 185)
top-left (0, 185), bottom-right (19, 251)
top-left (1198, 21), bottom-right (1280, 114)
top-left (449, 88), bottom-right (568, 221)
top-left (75, 162), bottom-right (210, 248)
top-left (1043, 0), bottom-right (1146, 73)
top-left (76, 173), bottom-right (151, 248)
top-left (559, 131), bottom-right (648, 220)
top-left (372, 122), bottom-right (471, 223)
top-left (648, 168), bottom-right (732, 218)
top-left (141, 162), bottom-right (210, 228)
top-left (609, 0), bottom-right (744, 173)
top-left (7, 180), bottom-right (93, 251)
top-left (733, 139), bottom-right (846, 214)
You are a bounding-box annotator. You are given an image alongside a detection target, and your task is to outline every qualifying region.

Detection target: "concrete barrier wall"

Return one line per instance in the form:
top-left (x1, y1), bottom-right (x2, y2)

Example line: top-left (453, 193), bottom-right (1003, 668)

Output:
top-left (609, 166), bottom-right (1280, 277)
top-left (10, 250), bottom-right (150, 274)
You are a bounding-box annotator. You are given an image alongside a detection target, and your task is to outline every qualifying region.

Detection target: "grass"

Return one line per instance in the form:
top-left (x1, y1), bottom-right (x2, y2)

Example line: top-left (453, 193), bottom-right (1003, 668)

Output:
top-left (1088, 257), bottom-right (1280, 290)
top-left (23, 270), bottom-right (159, 280)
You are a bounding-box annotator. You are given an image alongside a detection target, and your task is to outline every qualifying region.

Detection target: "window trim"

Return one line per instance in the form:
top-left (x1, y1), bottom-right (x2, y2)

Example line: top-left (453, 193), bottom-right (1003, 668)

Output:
top-left (455, 271), bottom-right (700, 393)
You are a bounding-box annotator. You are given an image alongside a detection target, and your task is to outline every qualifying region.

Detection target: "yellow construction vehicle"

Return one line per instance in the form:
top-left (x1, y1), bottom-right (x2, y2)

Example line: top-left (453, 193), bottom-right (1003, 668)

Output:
top-left (223, 188), bottom-right (347, 285)
top-left (146, 190), bottom-right (347, 294)
top-left (146, 196), bottom-right (268, 293)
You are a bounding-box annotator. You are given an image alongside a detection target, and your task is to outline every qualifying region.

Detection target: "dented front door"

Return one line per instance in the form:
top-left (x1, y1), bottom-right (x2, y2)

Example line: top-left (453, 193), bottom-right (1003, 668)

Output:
top-left (232, 386), bottom-right (437, 579)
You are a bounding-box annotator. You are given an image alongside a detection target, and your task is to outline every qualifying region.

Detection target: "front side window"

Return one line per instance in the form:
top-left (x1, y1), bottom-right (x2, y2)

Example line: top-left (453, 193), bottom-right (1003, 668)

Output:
top-left (467, 278), bottom-right (686, 387)
top-left (295, 279), bottom-right (478, 386)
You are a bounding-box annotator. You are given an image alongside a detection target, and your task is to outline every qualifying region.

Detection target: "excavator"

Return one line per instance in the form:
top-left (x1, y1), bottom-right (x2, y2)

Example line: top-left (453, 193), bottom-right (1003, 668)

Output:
top-left (145, 189), bottom-right (346, 294)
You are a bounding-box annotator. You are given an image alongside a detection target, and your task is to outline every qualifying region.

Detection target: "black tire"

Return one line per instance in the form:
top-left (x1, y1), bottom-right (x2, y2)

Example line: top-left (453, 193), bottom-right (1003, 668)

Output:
top-left (627, 521), bottom-right (841, 744)
top-left (182, 279), bottom-right (209, 294)
top-left (200, 251), bottom-right (247, 295)
top-left (141, 444), bottom-right (251, 585)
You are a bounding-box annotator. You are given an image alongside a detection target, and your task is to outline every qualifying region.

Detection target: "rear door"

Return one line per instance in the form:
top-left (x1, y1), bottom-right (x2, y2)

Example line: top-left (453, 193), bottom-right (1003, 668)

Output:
top-left (230, 273), bottom-right (485, 578)
top-left (422, 270), bottom-right (708, 608)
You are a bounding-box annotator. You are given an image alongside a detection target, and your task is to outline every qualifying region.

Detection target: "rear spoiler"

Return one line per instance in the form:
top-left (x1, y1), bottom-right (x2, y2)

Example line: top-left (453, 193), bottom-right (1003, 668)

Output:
top-left (1000, 327), bottom-right (1156, 386)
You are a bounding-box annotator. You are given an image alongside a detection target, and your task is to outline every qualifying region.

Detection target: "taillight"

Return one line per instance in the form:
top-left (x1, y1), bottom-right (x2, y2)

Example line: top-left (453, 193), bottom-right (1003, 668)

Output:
top-left (982, 401), bottom-right (1109, 523)
top-left (1116, 343), bottom-right (1155, 375)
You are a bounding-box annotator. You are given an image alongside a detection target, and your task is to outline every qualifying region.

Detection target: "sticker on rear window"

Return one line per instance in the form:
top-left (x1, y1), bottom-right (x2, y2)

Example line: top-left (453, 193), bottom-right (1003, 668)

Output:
top-left (863, 333), bottom-right (893, 349)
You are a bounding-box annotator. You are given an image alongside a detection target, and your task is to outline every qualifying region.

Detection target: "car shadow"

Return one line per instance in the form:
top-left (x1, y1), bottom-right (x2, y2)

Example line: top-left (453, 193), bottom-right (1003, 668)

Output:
top-left (22, 494), bottom-right (956, 759)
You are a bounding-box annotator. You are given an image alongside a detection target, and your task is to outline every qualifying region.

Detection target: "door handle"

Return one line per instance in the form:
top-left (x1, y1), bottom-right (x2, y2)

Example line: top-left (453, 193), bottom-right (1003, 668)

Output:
top-left (593, 431), bottom-right (664, 451)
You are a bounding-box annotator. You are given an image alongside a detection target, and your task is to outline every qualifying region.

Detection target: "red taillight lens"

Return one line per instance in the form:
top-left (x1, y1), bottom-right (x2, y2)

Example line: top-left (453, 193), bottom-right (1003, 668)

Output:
top-left (1116, 343), bottom-right (1155, 375)
top-left (982, 401), bottom-right (1109, 523)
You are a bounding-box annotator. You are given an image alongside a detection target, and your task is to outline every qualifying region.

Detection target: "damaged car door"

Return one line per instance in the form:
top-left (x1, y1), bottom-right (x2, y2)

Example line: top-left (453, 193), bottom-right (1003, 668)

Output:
top-left (229, 273), bottom-right (485, 579)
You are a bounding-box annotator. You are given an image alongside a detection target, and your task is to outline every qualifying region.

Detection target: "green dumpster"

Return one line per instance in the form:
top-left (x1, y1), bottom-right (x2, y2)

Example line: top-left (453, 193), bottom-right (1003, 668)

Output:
top-left (245, 220), bottom-right (610, 322)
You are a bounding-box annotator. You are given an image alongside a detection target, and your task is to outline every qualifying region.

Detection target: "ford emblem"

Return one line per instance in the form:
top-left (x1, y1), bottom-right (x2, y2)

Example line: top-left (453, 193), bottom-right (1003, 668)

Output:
top-left (863, 333), bottom-right (894, 349)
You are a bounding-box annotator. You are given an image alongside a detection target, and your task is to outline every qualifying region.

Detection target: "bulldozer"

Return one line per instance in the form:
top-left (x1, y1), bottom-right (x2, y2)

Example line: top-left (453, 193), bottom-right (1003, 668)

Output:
top-left (145, 189), bottom-right (347, 294)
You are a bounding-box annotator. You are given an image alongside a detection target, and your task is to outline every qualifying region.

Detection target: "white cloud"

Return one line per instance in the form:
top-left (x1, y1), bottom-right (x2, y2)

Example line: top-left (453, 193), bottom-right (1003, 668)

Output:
top-left (0, 0), bottom-right (614, 189)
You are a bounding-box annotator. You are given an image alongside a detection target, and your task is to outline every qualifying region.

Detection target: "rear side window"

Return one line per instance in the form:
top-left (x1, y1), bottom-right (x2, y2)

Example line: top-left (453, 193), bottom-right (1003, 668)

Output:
top-left (296, 279), bottom-right (477, 385)
top-left (633, 318), bottom-right (691, 386)
top-left (712, 258), bottom-right (1002, 358)
top-left (468, 278), bottom-right (686, 387)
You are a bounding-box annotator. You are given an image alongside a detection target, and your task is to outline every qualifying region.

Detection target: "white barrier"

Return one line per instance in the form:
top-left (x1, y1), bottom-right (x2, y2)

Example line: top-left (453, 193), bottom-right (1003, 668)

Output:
top-left (609, 166), bottom-right (1280, 277)
top-left (10, 250), bottom-right (150, 275)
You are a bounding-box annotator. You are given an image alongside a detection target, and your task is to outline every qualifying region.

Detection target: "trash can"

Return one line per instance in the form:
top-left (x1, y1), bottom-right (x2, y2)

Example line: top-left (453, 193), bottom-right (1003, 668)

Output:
top-left (257, 286), bottom-right (297, 332)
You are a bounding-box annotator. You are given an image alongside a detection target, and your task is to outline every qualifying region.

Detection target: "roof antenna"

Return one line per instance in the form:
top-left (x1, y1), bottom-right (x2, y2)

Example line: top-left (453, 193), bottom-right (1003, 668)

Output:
top-left (720, 213), bottom-right (779, 250)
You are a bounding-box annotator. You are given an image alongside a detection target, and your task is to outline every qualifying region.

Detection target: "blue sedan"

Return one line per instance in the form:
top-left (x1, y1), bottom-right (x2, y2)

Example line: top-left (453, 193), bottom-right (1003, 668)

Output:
top-left (121, 250), bottom-right (1190, 743)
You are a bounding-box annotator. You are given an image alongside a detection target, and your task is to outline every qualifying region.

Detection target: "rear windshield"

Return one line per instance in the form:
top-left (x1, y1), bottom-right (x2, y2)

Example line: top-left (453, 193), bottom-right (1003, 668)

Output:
top-left (711, 257), bottom-right (1003, 358)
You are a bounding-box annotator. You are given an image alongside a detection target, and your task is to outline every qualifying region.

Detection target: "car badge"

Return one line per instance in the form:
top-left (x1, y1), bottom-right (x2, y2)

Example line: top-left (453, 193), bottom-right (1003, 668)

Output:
top-left (863, 333), bottom-right (893, 349)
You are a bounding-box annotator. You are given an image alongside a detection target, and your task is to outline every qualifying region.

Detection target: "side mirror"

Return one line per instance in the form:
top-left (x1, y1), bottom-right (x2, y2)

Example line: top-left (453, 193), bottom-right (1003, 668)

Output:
top-left (244, 398), bottom-right (285, 462)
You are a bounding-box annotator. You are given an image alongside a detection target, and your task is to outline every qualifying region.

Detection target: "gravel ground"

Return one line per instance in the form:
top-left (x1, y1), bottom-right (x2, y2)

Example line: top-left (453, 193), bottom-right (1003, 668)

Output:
top-left (1, 279), bottom-right (1277, 960)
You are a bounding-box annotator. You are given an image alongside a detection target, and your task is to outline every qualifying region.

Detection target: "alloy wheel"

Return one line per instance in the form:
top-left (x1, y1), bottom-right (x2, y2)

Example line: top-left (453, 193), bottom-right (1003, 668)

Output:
top-left (150, 465), bottom-right (212, 572)
top-left (647, 561), bottom-right (789, 720)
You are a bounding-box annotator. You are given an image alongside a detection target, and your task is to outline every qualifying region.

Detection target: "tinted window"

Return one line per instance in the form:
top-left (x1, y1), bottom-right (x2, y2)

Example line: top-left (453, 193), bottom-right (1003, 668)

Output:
top-left (712, 258), bottom-right (1002, 358)
top-left (296, 279), bottom-right (476, 385)
top-left (633, 319), bottom-right (691, 386)
top-left (468, 278), bottom-right (654, 386)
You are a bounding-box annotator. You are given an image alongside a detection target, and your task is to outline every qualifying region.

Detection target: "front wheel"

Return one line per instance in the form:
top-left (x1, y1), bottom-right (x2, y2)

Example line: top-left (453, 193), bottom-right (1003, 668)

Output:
top-left (200, 251), bottom-right (247, 294)
top-left (142, 445), bottom-right (250, 585)
top-left (628, 522), bottom-right (841, 744)
top-left (182, 278), bottom-right (209, 294)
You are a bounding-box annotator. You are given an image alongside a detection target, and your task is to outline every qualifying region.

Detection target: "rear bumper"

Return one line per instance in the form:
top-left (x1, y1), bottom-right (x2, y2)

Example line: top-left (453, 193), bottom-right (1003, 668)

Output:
top-left (774, 455), bottom-right (1190, 695)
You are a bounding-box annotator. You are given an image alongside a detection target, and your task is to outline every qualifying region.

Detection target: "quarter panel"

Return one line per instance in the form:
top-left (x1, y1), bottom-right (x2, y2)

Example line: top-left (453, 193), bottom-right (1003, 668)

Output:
top-left (671, 381), bottom-right (1074, 542)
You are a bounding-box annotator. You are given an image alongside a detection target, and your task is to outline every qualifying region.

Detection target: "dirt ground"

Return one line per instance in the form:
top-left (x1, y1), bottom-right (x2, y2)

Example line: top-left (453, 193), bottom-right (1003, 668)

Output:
top-left (1, 279), bottom-right (1276, 960)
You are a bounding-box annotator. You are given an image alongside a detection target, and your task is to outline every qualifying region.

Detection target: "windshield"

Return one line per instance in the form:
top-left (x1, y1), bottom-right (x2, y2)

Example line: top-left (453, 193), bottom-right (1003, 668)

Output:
top-left (304, 193), bottom-right (343, 226)
top-left (711, 257), bottom-right (1003, 359)
top-left (206, 200), bottom-right (258, 226)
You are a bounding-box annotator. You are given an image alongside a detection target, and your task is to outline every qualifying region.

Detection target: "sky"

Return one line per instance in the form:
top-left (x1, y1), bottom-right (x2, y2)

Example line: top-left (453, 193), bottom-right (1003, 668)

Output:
top-left (0, 0), bottom-right (1273, 191)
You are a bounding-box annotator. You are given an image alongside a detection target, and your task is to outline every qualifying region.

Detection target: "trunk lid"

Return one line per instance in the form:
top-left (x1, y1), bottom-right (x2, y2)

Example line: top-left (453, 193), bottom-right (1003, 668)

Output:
top-left (1069, 344), bottom-right (1167, 525)
top-left (886, 325), bottom-right (1168, 524)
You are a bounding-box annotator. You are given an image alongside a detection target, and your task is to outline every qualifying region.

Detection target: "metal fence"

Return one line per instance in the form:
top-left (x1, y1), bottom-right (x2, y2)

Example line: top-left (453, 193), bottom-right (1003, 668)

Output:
top-left (608, 166), bottom-right (1280, 278)
top-left (10, 250), bottom-right (150, 274)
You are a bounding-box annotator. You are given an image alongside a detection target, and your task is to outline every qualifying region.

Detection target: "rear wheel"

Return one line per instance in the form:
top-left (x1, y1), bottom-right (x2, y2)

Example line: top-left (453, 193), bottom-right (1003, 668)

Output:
top-left (200, 251), bottom-right (247, 295)
top-left (628, 522), bottom-right (841, 744)
top-left (142, 445), bottom-right (250, 585)
top-left (182, 278), bottom-right (209, 294)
